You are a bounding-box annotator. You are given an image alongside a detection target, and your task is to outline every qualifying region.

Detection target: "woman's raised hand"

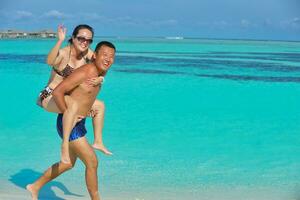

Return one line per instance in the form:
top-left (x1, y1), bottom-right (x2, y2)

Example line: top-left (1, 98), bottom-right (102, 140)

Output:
top-left (57, 24), bottom-right (66, 41)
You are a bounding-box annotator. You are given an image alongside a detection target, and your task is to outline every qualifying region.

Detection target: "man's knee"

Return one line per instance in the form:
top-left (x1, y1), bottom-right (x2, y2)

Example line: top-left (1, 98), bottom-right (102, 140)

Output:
top-left (86, 155), bottom-right (98, 169)
top-left (63, 162), bottom-right (75, 170)
top-left (90, 157), bottom-right (98, 169)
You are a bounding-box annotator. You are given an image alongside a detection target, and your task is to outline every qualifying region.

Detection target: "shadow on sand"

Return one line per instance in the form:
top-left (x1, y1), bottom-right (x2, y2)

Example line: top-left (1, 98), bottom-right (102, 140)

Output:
top-left (9, 169), bottom-right (83, 200)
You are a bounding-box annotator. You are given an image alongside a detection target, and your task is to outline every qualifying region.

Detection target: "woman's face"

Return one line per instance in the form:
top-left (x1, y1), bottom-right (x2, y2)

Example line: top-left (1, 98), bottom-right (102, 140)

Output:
top-left (72, 28), bottom-right (93, 52)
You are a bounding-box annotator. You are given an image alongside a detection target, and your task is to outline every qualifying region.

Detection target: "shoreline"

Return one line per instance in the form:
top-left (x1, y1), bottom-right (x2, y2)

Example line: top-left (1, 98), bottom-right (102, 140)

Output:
top-left (0, 182), bottom-right (296, 200)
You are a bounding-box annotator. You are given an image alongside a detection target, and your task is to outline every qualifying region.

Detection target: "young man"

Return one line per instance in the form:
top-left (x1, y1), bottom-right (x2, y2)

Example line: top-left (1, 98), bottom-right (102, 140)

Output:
top-left (27, 41), bottom-right (116, 200)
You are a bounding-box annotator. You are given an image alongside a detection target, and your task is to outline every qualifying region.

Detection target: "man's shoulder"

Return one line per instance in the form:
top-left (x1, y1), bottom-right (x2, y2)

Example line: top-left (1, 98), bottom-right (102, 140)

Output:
top-left (79, 63), bottom-right (98, 75)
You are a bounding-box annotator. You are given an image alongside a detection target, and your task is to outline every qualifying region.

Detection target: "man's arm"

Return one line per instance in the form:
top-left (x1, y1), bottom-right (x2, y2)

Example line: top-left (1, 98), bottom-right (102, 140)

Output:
top-left (52, 66), bottom-right (89, 112)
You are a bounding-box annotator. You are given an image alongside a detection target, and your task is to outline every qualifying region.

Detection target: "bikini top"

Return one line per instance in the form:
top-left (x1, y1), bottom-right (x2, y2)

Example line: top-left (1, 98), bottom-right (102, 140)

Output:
top-left (53, 46), bottom-right (91, 78)
top-left (53, 64), bottom-right (74, 78)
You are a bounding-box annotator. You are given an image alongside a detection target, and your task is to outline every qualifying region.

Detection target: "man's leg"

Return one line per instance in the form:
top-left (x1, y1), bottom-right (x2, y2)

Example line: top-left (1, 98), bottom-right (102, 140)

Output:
top-left (70, 137), bottom-right (100, 200)
top-left (90, 100), bottom-right (112, 155)
top-left (26, 149), bottom-right (77, 200)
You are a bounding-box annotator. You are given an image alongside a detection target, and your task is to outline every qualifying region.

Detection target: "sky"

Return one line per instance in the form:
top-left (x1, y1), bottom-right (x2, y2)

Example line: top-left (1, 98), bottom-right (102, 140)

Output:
top-left (1, 0), bottom-right (299, 41)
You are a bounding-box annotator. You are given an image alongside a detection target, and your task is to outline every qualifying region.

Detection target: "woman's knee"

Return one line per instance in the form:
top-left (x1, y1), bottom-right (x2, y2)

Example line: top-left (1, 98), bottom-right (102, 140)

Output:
top-left (65, 96), bottom-right (79, 113)
top-left (93, 100), bottom-right (105, 112)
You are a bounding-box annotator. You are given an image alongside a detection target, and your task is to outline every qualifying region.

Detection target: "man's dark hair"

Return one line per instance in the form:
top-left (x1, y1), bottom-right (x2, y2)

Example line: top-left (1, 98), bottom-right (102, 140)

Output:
top-left (68, 24), bottom-right (94, 44)
top-left (95, 41), bottom-right (116, 53)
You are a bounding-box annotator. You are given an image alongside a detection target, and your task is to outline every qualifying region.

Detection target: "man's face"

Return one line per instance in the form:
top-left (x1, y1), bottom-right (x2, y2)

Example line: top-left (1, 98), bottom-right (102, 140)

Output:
top-left (94, 46), bottom-right (115, 71)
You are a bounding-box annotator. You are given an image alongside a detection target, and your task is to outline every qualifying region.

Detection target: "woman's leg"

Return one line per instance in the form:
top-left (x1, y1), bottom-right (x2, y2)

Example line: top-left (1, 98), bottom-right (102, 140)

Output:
top-left (90, 100), bottom-right (112, 155)
top-left (26, 149), bottom-right (77, 200)
top-left (70, 137), bottom-right (100, 200)
top-left (42, 95), bottom-right (74, 114)
top-left (61, 103), bottom-right (79, 163)
top-left (43, 95), bottom-right (80, 163)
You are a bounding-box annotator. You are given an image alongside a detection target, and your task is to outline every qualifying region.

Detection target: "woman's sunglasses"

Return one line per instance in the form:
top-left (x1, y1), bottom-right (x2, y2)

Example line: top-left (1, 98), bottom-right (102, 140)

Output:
top-left (76, 36), bottom-right (93, 44)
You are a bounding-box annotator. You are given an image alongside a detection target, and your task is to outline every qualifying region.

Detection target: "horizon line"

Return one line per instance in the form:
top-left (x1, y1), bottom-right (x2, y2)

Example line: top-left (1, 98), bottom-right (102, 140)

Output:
top-left (1, 34), bottom-right (299, 43)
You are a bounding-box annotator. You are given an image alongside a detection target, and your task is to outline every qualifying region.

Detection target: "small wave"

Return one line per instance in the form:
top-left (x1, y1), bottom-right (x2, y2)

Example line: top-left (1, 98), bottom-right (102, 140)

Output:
top-left (195, 73), bottom-right (300, 83)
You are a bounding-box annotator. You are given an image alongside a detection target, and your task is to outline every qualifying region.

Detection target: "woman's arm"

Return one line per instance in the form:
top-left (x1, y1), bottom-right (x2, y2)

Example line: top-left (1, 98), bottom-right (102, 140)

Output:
top-left (46, 25), bottom-right (66, 66)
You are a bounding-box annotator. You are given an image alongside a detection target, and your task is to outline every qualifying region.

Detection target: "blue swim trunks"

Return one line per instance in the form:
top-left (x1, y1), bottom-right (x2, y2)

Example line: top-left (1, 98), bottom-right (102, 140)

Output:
top-left (56, 114), bottom-right (87, 141)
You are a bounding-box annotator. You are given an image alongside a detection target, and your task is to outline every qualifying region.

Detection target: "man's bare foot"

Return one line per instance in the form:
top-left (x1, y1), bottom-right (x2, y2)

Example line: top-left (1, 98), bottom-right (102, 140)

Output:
top-left (90, 190), bottom-right (101, 200)
top-left (92, 143), bottom-right (113, 155)
top-left (61, 143), bottom-right (71, 164)
top-left (26, 184), bottom-right (38, 200)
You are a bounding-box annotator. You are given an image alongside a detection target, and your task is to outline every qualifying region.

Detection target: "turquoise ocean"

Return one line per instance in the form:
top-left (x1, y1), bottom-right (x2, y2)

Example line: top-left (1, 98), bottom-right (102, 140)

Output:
top-left (0, 38), bottom-right (300, 200)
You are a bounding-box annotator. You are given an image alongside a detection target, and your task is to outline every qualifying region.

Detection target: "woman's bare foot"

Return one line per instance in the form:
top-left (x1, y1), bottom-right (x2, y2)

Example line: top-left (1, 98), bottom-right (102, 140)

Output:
top-left (92, 143), bottom-right (112, 155)
top-left (61, 143), bottom-right (71, 163)
top-left (26, 184), bottom-right (38, 200)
